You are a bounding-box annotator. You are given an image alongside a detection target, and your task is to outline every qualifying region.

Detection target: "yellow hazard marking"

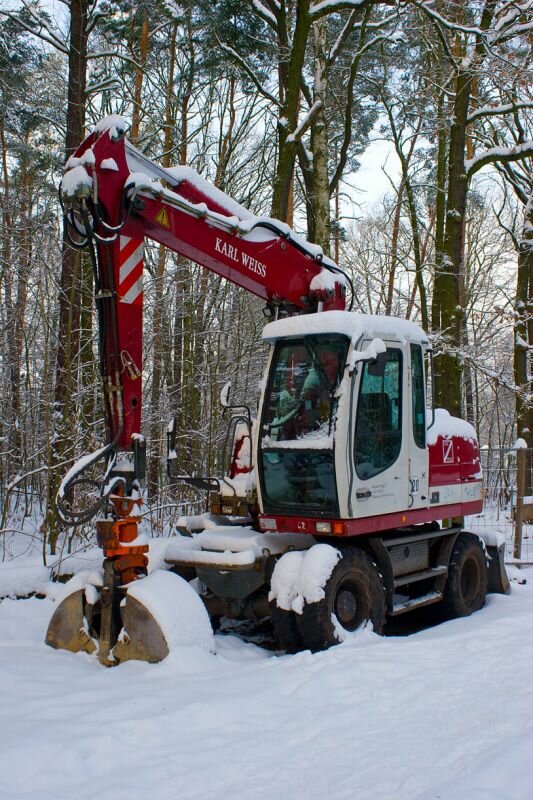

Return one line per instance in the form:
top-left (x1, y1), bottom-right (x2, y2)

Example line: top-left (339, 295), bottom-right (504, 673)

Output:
top-left (154, 207), bottom-right (170, 228)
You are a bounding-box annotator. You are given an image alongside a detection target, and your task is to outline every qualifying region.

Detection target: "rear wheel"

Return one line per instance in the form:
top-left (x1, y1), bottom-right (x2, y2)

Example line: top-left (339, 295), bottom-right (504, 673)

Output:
top-left (297, 548), bottom-right (386, 651)
top-left (442, 533), bottom-right (487, 618)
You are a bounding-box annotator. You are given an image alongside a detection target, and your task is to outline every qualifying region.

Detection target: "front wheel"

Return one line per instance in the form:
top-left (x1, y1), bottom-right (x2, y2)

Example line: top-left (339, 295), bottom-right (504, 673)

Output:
top-left (297, 548), bottom-right (386, 651)
top-left (270, 604), bottom-right (303, 653)
top-left (442, 533), bottom-right (488, 618)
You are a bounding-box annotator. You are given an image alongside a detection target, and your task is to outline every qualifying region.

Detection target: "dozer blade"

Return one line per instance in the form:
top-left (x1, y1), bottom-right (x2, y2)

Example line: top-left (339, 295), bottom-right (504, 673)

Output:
top-left (111, 595), bottom-right (169, 664)
top-left (45, 589), bottom-right (97, 655)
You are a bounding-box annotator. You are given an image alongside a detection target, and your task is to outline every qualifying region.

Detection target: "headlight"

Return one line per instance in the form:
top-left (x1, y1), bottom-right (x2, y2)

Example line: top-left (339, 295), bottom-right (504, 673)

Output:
top-left (315, 521), bottom-right (332, 533)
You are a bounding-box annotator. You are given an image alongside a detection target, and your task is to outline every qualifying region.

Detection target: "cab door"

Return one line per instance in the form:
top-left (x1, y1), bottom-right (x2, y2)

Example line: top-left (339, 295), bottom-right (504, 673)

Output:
top-left (408, 344), bottom-right (429, 510)
top-left (351, 343), bottom-right (409, 518)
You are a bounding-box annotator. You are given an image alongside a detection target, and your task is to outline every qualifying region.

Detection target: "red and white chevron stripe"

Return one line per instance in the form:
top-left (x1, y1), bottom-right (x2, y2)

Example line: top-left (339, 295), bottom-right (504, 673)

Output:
top-left (118, 236), bottom-right (143, 305)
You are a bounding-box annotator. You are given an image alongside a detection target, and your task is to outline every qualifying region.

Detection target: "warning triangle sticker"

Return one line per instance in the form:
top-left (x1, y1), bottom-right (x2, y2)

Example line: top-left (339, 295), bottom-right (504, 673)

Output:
top-left (155, 207), bottom-right (170, 228)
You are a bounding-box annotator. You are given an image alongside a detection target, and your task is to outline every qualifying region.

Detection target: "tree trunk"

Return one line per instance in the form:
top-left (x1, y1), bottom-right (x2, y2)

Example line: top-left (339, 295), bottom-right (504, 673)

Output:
top-left (309, 19), bottom-right (330, 253)
top-left (271, 1), bottom-right (310, 222)
top-left (432, 0), bottom-right (496, 417)
top-left (148, 21), bottom-right (178, 501)
top-left (514, 193), bottom-right (533, 446)
top-left (436, 67), bottom-right (471, 418)
top-left (47, 0), bottom-right (89, 554)
top-left (130, 17), bottom-right (150, 145)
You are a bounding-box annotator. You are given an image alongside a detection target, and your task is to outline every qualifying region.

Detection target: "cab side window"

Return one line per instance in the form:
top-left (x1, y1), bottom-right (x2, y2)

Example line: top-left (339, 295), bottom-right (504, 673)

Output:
top-left (411, 344), bottom-right (426, 448)
top-left (354, 349), bottom-right (402, 479)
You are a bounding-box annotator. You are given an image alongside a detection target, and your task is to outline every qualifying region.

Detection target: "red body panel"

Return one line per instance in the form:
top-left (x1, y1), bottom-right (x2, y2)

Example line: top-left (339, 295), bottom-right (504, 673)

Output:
top-left (428, 433), bottom-right (482, 486)
top-left (261, 497), bottom-right (482, 538)
top-left (125, 200), bottom-right (345, 312)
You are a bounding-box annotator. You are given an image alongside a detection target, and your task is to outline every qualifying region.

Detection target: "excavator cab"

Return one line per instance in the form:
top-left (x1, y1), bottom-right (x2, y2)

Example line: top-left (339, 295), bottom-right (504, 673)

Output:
top-left (255, 312), bottom-right (432, 527)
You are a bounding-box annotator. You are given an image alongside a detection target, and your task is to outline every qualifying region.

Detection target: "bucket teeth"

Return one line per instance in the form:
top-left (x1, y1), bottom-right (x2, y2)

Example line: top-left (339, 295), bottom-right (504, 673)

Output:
top-left (111, 595), bottom-right (169, 664)
top-left (45, 589), bottom-right (97, 655)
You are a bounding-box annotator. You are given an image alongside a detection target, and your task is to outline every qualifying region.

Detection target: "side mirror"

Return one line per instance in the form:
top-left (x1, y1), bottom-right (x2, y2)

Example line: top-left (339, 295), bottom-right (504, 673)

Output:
top-left (348, 337), bottom-right (386, 377)
top-left (367, 352), bottom-right (387, 377)
top-left (220, 381), bottom-right (232, 408)
top-left (166, 416), bottom-right (178, 477)
top-left (219, 381), bottom-right (252, 430)
top-left (132, 434), bottom-right (146, 480)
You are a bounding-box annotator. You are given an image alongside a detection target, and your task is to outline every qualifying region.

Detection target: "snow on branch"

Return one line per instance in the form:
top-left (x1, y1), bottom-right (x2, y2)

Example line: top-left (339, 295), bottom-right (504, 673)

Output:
top-left (1, 5), bottom-right (68, 55)
top-left (415, 1), bottom-right (485, 37)
top-left (86, 78), bottom-right (119, 96)
top-left (310, 0), bottom-right (367, 19)
top-left (217, 40), bottom-right (280, 108)
top-left (328, 10), bottom-right (358, 65)
top-left (436, 341), bottom-right (532, 403)
top-left (250, 0), bottom-right (278, 28)
top-left (466, 141), bottom-right (533, 177)
top-left (286, 101), bottom-right (323, 144)
top-left (493, 1), bottom-right (533, 41)
top-left (87, 51), bottom-right (142, 71)
top-left (5, 458), bottom-right (74, 495)
top-left (493, 3), bottom-right (522, 33)
top-left (467, 101), bottom-right (533, 124)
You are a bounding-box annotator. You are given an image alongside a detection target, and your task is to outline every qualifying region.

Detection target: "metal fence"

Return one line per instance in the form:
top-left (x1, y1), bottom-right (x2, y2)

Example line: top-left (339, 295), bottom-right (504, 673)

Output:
top-left (467, 447), bottom-right (533, 563)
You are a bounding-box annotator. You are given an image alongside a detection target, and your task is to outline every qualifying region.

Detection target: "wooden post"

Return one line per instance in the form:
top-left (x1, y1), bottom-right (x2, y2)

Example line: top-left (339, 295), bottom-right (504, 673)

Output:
top-left (514, 448), bottom-right (526, 560)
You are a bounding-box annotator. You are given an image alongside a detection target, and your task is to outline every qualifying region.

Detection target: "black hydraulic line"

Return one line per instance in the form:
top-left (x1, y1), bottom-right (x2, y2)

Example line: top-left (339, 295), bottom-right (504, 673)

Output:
top-left (59, 188), bottom-right (89, 249)
top-left (55, 200), bottom-right (126, 526)
top-left (249, 220), bottom-right (354, 311)
top-left (90, 169), bottom-right (129, 234)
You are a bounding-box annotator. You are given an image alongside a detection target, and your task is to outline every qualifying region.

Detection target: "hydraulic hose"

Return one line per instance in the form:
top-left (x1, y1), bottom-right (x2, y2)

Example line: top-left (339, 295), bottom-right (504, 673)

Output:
top-left (249, 220), bottom-right (354, 311)
top-left (55, 197), bottom-right (126, 526)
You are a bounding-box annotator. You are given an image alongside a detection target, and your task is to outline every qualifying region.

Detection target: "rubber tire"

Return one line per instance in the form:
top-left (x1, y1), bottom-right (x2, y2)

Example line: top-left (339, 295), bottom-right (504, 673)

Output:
top-left (442, 533), bottom-right (488, 618)
top-left (270, 604), bottom-right (304, 653)
top-left (297, 548), bottom-right (386, 652)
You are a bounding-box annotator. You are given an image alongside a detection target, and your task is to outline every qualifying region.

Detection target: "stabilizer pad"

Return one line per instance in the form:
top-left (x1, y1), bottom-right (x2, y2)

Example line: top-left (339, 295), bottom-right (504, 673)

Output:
top-left (486, 543), bottom-right (511, 594)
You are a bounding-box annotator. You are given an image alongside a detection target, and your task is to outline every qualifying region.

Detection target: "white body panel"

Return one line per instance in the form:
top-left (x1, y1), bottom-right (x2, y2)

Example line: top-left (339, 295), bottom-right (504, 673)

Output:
top-left (407, 346), bottom-right (430, 511)
top-left (342, 337), bottom-right (409, 519)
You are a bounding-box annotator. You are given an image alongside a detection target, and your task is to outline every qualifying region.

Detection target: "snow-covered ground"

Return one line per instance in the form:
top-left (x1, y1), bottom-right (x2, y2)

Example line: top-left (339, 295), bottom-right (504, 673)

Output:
top-left (0, 568), bottom-right (532, 800)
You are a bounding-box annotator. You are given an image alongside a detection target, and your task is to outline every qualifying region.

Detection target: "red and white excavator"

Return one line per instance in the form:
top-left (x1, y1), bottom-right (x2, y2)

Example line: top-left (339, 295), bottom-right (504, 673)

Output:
top-left (46, 116), bottom-right (509, 665)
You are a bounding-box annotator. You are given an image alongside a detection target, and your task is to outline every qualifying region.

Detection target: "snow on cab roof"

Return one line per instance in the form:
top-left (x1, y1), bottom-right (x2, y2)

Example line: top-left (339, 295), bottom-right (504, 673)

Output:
top-left (262, 310), bottom-right (429, 345)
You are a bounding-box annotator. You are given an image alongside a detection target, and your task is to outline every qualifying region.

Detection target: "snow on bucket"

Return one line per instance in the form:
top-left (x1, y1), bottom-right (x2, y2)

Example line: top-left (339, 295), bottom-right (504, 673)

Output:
top-left (112, 570), bottom-right (215, 663)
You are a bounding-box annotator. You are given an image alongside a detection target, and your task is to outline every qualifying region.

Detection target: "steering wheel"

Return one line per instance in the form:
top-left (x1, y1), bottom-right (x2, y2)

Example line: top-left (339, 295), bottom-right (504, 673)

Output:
top-left (265, 398), bottom-right (304, 431)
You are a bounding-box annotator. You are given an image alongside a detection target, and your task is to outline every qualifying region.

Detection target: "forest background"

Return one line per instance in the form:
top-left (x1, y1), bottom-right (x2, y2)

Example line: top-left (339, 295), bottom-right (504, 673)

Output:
top-left (0, 0), bottom-right (532, 556)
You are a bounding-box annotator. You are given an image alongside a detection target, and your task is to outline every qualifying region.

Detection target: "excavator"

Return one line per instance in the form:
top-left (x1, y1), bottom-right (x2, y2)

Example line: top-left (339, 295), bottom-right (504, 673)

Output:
top-left (46, 116), bottom-right (509, 665)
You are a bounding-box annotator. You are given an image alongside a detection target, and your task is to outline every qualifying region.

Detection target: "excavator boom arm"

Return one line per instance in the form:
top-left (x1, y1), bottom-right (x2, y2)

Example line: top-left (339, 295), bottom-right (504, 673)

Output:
top-left (62, 118), bottom-right (347, 448)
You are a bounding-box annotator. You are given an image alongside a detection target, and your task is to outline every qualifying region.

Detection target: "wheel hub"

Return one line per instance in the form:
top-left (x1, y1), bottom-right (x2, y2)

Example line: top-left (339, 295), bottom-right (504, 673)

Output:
top-left (335, 587), bottom-right (358, 628)
top-left (461, 557), bottom-right (480, 605)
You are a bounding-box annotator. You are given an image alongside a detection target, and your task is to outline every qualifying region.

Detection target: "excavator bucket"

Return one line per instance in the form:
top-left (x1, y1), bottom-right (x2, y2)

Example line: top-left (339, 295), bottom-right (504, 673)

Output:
top-left (45, 588), bottom-right (97, 656)
top-left (45, 569), bottom-right (215, 665)
top-left (111, 594), bottom-right (169, 663)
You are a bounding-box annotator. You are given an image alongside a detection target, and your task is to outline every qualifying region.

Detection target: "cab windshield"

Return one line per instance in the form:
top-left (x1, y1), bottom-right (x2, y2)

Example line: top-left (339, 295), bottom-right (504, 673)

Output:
top-left (259, 335), bottom-right (349, 516)
top-left (262, 335), bottom-right (348, 444)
